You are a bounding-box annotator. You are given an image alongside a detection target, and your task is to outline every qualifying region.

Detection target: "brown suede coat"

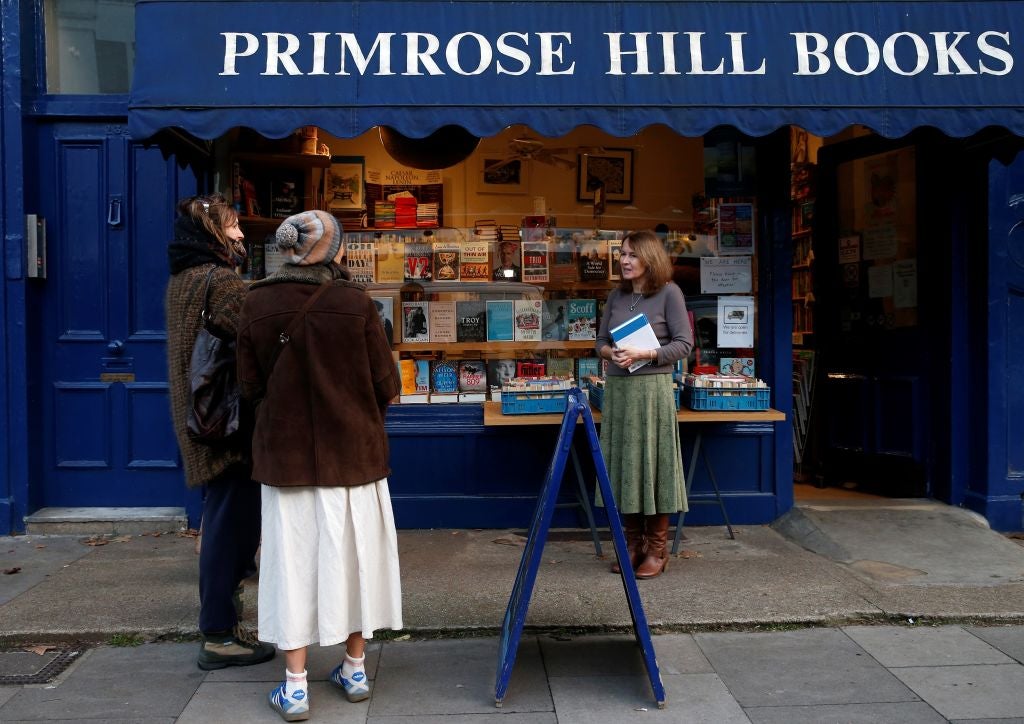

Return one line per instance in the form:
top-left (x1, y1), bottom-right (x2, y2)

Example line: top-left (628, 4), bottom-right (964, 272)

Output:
top-left (237, 265), bottom-right (400, 487)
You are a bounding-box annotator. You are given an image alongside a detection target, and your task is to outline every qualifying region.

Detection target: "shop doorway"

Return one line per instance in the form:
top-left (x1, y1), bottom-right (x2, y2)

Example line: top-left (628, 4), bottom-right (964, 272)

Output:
top-left (812, 136), bottom-right (936, 498)
top-left (29, 121), bottom-right (199, 511)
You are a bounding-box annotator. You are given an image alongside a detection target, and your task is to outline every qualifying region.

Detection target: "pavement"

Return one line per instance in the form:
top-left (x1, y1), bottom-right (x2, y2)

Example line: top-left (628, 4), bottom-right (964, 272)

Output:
top-left (2, 494), bottom-right (1024, 722)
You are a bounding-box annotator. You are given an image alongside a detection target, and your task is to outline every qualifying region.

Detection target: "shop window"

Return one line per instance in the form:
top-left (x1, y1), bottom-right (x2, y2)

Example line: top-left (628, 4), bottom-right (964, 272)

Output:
top-left (44, 0), bottom-right (134, 94)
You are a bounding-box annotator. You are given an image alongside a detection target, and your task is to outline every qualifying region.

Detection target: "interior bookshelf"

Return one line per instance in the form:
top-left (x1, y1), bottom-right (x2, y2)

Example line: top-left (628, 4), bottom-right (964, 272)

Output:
top-left (791, 154), bottom-right (818, 479)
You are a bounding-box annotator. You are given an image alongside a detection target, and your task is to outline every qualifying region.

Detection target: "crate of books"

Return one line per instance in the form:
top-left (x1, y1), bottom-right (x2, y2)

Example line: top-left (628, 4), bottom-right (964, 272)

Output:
top-left (501, 376), bottom-right (573, 415)
top-left (682, 374), bottom-right (770, 411)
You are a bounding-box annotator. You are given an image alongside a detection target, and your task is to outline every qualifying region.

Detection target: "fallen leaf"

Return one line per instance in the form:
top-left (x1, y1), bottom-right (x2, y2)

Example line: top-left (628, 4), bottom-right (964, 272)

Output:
top-left (177, 529), bottom-right (200, 539)
top-left (393, 634), bottom-right (411, 641)
top-left (3, 566), bottom-right (21, 575)
top-left (24, 645), bottom-right (55, 655)
top-left (109, 535), bottom-right (133, 544)
top-left (677, 549), bottom-right (703, 559)
top-left (82, 536), bottom-right (109, 546)
top-left (491, 535), bottom-right (526, 547)
top-left (35, 544), bottom-right (47, 549)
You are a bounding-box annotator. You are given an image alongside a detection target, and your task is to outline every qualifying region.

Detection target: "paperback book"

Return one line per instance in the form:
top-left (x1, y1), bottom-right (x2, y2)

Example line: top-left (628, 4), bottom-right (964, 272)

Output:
top-left (541, 300), bottom-right (569, 341)
top-left (458, 359), bottom-right (488, 392)
top-left (401, 301), bottom-right (430, 343)
top-left (485, 300), bottom-right (515, 342)
top-left (345, 238), bottom-right (376, 283)
top-left (376, 234), bottom-right (406, 282)
top-left (404, 241), bottom-right (432, 281)
top-left (576, 356), bottom-right (601, 384)
top-left (514, 299), bottom-right (543, 342)
top-left (459, 237), bottom-right (490, 281)
top-left (431, 360), bottom-right (460, 394)
top-left (609, 312), bottom-right (659, 372)
top-left (545, 355), bottom-right (575, 380)
top-left (521, 240), bottom-right (549, 283)
top-left (486, 359), bottom-right (518, 390)
top-left (370, 295), bottom-right (395, 346)
top-left (567, 299), bottom-right (598, 340)
top-left (578, 238), bottom-right (609, 281)
top-left (429, 300), bottom-right (457, 343)
top-left (431, 241), bottom-right (461, 281)
top-left (455, 300), bottom-right (487, 342)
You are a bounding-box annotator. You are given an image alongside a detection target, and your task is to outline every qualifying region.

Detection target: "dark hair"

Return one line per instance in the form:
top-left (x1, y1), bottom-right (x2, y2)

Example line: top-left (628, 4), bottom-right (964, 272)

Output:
top-left (177, 193), bottom-right (239, 253)
top-left (617, 229), bottom-right (672, 295)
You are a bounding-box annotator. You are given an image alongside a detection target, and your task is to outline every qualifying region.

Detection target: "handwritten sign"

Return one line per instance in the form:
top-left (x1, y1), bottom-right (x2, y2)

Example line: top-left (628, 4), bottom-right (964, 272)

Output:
top-left (700, 256), bottom-right (752, 293)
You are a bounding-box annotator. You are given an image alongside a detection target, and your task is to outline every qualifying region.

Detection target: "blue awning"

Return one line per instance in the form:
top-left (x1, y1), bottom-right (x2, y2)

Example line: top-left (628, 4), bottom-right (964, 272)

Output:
top-left (129, 0), bottom-right (1024, 140)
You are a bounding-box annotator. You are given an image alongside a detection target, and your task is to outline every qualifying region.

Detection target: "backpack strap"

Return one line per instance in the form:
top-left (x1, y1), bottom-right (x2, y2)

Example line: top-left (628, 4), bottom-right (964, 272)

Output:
top-left (265, 282), bottom-right (332, 379)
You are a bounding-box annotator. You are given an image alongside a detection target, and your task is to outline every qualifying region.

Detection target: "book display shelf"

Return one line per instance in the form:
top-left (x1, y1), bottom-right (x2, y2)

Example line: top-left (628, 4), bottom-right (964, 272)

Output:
top-left (791, 154), bottom-right (818, 478)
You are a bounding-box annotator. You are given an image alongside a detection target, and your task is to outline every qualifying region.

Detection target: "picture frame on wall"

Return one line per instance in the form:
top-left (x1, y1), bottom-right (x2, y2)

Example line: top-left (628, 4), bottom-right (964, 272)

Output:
top-left (478, 156), bottom-right (529, 194)
top-left (327, 156), bottom-right (365, 211)
top-left (577, 148), bottom-right (633, 203)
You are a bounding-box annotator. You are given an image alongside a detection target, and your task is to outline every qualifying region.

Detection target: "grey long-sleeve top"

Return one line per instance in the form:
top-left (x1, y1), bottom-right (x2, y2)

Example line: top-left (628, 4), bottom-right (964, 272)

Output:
top-left (596, 282), bottom-right (694, 377)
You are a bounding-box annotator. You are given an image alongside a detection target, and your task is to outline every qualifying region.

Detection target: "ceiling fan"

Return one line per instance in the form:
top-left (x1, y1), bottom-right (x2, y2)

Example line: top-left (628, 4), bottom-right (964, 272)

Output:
top-left (485, 135), bottom-right (583, 171)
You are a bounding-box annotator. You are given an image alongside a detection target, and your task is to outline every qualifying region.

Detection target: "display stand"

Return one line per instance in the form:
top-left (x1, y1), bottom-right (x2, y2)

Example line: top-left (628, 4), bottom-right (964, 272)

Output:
top-left (494, 388), bottom-right (665, 709)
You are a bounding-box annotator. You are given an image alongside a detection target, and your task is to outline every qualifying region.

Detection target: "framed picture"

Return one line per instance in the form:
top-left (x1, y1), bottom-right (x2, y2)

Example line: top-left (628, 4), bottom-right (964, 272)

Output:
top-left (327, 156), bottom-right (364, 211)
top-left (478, 156), bottom-right (529, 194)
top-left (577, 148), bottom-right (633, 203)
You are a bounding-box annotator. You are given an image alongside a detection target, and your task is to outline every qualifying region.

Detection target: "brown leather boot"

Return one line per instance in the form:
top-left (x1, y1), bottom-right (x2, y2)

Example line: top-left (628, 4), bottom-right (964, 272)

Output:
top-left (610, 513), bottom-right (646, 574)
top-left (635, 514), bottom-right (671, 579)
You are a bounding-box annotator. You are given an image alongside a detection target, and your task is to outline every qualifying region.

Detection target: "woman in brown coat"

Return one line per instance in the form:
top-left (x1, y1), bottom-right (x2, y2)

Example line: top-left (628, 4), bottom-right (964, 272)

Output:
top-left (165, 193), bottom-right (274, 670)
top-left (237, 210), bottom-right (401, 722)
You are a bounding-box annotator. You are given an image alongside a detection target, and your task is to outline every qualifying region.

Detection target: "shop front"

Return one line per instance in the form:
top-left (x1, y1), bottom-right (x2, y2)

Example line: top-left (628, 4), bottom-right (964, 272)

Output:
top-left (3, 0), bottom-right (1023, 534)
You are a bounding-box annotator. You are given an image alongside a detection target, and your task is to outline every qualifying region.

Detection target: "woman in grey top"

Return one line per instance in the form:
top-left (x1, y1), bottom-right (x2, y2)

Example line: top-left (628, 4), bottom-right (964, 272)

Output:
top-left (595, 229), bottom-right (693, 579)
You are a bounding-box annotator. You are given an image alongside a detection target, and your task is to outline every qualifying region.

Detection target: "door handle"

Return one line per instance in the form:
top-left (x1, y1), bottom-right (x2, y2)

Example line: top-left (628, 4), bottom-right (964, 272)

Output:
top-left (107, 339), bottom-right (125, 356)
top-left (107, 196), bottom-right (122, 227)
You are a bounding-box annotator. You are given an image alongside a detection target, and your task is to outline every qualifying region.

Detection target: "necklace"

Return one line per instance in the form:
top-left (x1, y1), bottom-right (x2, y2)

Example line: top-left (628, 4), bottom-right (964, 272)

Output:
top-left (628, 292), bottom-right (643, 311)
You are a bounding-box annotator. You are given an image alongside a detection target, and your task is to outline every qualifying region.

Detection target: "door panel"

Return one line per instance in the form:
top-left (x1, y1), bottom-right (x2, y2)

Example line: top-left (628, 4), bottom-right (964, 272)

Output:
top-left (35, 121), bottom-right (200, 509)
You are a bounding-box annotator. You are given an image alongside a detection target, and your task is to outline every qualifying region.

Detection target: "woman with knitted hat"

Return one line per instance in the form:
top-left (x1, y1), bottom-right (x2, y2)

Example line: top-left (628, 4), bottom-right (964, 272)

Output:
top-left (165, 193), bottom-right (275, 672)
top-left (237, 210), bottom-right (402, 722)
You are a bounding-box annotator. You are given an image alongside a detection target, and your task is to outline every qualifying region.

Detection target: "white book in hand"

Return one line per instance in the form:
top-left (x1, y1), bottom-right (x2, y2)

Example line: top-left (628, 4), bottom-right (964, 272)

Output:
top-left (609, 312), bottom-right (660, 373)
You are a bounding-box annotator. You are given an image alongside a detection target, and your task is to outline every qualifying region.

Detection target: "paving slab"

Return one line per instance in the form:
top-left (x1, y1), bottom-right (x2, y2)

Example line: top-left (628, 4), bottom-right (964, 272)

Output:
top-left (0, 688), bottom-right (17, 708)
top-left (0, 719), bottom-right (175, 723)
top-left (538, 633), bottom-right (712, 676)
top-left (891, 663), bottom-right (1024, 720)
top-left (949, 719), bottom-right (1024, 724)
top-left (0, 643), bottom-right (201, 721)
top-left (0, 535), bottom-right (93, 605)
top-left (842, 624), bottom-right (1016, 667)
top-left (694, 628), bottom-right (918, 707)
top-left (369, 637), bottom-right (551, 716)
top-left (745, 701), bottom-right (947, 723)
top-left (967, 624), bottom-right (1024, 664)
top-left (370, 715), bottom-right (557, 724)
top-left (179, 680), bottom-right (364, 724)
top-left (547, 673), bottom-right (747, 723)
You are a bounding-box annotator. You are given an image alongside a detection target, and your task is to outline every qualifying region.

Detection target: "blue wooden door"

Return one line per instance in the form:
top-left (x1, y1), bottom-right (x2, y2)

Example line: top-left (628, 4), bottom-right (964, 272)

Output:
top-left (32, 122), bottom-right (199, 510)
top-left (984, 152), bottom-right (1024, 531)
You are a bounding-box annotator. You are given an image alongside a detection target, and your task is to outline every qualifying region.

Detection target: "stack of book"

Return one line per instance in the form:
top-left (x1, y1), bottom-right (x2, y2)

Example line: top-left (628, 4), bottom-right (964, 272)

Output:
top-left (395, 196), bottom-right (417, 227)
top-left (374, 201), bottom-right (396, 228)
top-left (416, 203), bottom-right (439, 227)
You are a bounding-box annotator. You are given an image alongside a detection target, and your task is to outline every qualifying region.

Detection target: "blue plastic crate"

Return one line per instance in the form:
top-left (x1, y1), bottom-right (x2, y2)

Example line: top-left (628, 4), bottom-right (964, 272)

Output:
top-left (683, 384), bottom-right (770, 411)
top-left (501, 389), bottom-right (569, 415)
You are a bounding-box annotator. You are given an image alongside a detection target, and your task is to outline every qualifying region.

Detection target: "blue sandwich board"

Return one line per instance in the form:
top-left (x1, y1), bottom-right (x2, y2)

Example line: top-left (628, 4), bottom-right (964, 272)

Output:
top-left (494, 387), bottom-right (666, 708)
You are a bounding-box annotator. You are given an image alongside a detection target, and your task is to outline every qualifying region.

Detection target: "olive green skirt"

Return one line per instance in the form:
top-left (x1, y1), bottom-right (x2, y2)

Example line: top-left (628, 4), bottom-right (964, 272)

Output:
top-left (596, 373), bottom-right (687, 515)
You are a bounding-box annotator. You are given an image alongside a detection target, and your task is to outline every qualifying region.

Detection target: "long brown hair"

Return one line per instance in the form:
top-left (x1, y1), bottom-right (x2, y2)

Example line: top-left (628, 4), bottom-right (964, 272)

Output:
top-left (177, 193), bottom-right (239, 255)
top-left (617, 229), bottom-right (672, 295)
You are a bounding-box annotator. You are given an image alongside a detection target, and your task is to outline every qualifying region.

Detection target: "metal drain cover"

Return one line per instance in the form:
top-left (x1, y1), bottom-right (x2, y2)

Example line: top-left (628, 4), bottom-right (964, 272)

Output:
top-left (0, 648), bottom-right (83, 685)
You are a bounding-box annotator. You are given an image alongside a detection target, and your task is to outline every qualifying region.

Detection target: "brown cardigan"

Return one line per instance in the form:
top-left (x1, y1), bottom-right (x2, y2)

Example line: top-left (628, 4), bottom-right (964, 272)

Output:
top-left (237, 266), bottom-right (400, 487)
top-left (165, 264), bottom-right (250, 488)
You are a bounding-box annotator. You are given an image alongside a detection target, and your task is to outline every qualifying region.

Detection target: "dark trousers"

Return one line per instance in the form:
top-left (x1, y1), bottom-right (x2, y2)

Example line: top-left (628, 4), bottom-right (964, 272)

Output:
top-left (199, 468), bottom-right (261, 634)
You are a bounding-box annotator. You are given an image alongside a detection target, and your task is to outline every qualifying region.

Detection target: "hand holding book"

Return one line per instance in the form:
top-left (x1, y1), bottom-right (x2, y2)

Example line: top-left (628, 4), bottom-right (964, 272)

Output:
top-left (609, 313), bottom-right (660, 373)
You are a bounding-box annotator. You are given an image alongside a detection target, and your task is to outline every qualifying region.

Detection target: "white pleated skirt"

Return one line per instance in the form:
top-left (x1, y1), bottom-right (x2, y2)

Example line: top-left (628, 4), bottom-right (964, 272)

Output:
top-left (257, 479), bottom-right (403, 650)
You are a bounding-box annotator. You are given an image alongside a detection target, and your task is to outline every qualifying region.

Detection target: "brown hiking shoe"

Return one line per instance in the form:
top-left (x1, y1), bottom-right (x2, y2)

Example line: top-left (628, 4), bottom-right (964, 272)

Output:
top-left (197, 625), bottom-right (275, 670)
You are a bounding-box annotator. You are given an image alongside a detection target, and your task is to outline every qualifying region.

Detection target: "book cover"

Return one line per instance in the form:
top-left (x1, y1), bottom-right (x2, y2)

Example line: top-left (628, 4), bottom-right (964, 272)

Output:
top-left (399, 358), bottom-right (418, 395)
top-left (460, 237), bottom-right (490, 282)
top-left (401, 301), bottom-right (430, 343)
top-left (431, 241), bottom-right (461, 281)
top-left (545, 355), bottom-right (575, 380)
top-left (720, 357), bottom-right (755, 377)
top-left (458, 359), bottom-right (487, 392)
top-left (521, 240), bottom-right (549, 283)
top-left (609, 239), bottom-right (623, 281)
top-left (269, 173), bottom-right (303, 219)
top-left (431, 360), bottom-right (459, 394)
top-left (345, 237), bottom-right (376, 283)
top-left (492, 238), bottom-right (521, 281)
top-left (516, 360), bottom-right (546, 378)
top-left (578, 238), bottom-right (609, 281)
top-left (485, 300), bottom-right (515, 342)
top-left (455, 300), bottom-right (487, 342)
top-left (514, 299), bottom-right (543, 342)
top-left (541, 300), bottom-right (569, 341)
top-left (487, 359), bottom-right (517, 389)
top-left (404, 241), bottom-right (432, 281)
top-left (429, 300), bottom-right (457, 343)
top-left (549, 228), bottom-right (579, 283)
top-left (610, 312), bottom-right (659, 372)
top-left (576, 356), bottom-right (601, 384)
top-left (414, 359), bottom-right (430, 393)
top-left (370, 295), bottom-right (395, 346)
top-left (376, 234), bottom-right (406, 282)
top-left (567, 298), bottom-right (597, 340)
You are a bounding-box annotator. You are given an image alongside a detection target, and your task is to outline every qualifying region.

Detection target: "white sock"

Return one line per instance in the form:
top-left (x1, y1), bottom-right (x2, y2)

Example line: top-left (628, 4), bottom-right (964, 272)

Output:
top-left (341, 652), bottom-right (365, 680)
top-left (285, 668), bottom-right (307, 697)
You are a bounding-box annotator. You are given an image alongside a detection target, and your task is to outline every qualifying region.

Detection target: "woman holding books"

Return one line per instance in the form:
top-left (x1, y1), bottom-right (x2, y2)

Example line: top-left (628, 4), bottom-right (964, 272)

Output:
top-left (595, 229), bottom-right (693, 579)
top-left (165, 193), bottom-right (275, 671)
top-left (237, 210), bottom-right (402, 722)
